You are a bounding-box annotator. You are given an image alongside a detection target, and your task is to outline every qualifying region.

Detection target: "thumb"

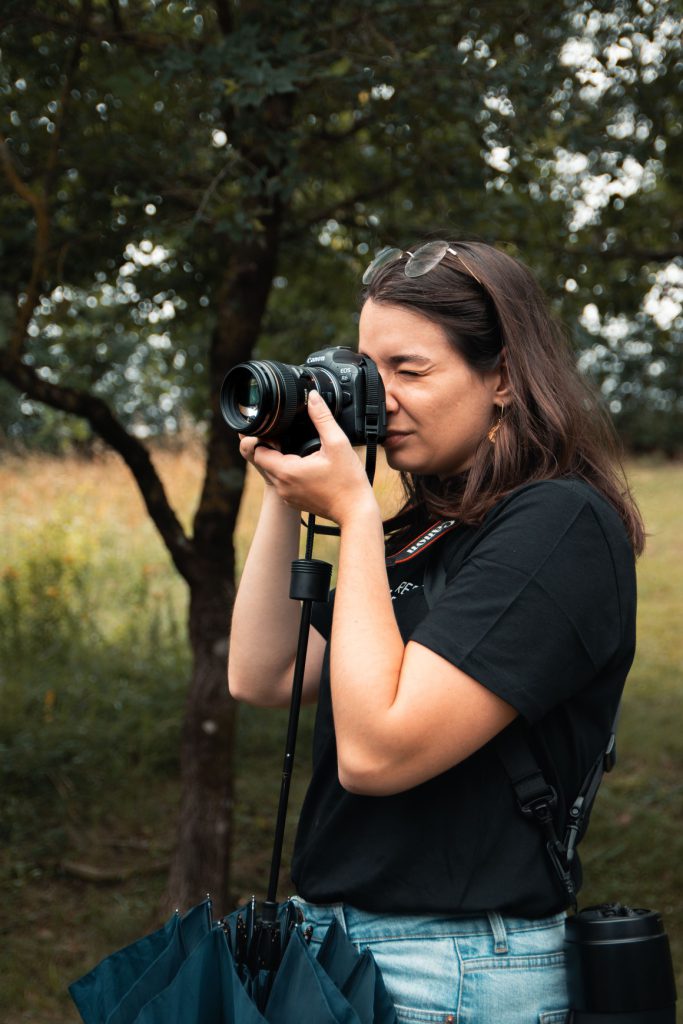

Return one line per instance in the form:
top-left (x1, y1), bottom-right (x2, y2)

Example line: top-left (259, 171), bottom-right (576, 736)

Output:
top-left (307, 389), bottom-right (343, 440)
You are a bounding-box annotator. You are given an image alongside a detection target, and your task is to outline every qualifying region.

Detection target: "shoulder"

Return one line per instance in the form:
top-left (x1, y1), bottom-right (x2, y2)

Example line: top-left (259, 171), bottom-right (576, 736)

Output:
top-left (487, 478), bottom-right (627, 537)
top-left (474, 478), bottom-right (634, 577)
top-left (491, 477), bottom-right (610, 518)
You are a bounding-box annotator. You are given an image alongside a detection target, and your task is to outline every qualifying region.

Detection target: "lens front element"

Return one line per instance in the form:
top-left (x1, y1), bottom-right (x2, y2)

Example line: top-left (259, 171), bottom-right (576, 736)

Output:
top-left (236, 375), bottom-right (260, 422)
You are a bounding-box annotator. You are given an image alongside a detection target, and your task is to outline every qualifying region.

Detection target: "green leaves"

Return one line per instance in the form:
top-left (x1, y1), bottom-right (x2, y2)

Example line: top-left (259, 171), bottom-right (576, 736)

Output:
top-left (1, 0), bottom-right (681, 449)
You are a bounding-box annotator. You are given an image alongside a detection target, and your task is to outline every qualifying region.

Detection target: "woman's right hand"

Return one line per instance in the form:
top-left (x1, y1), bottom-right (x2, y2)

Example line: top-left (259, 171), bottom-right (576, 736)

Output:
top-left (239, 434), bottom-right (281, 488)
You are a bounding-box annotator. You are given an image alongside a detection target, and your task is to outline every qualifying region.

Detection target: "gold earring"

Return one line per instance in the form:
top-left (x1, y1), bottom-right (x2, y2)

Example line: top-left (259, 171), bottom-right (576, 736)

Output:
top-left (487, 406), bottom-right (504, 444)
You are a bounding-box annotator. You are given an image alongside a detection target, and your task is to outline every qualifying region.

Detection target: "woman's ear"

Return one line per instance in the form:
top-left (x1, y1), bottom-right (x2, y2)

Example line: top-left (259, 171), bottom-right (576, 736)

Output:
top-left (494, 349), bottom-right (512, 405)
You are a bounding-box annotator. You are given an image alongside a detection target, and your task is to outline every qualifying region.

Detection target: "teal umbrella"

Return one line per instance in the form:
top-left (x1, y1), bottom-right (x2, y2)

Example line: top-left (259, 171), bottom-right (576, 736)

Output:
top-left (69, 898), bottom-right (398, 1024)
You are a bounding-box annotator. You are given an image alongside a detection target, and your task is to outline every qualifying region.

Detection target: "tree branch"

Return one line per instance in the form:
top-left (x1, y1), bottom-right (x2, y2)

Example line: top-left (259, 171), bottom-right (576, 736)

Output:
top-left (0, 0), bottom-right (91, 361)
top-left (43, 0), bottom-right (92, 194)
top-left (213, 0), bottom-right (234, 35)
top-left (0, 132), bottom-right (50, 361)
top-left (0, 351), bottom-right (195, 581)
top-left (107, 0), bottom-right (124, 33)
top-left (282, 176), bottom-right (404, 240)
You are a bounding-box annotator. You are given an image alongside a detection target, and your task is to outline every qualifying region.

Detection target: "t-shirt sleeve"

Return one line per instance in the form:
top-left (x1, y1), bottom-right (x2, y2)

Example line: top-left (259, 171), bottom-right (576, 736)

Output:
top-left (411, 484), bottom-right (628, 723)
top-left (311, 589), bottom-right (334, 641)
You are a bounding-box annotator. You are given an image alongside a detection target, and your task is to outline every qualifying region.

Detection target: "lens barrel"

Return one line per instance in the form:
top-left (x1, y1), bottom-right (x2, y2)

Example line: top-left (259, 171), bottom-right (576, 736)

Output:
top-left (565, 905), bottom-right (677, 1024)
top-left (220, 361), bottom-right (301, 436)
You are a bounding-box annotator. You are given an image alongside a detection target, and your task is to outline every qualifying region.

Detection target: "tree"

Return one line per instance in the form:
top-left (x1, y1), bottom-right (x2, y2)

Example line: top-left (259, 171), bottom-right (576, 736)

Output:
top-left (1, 0), bottom-right (680, 911)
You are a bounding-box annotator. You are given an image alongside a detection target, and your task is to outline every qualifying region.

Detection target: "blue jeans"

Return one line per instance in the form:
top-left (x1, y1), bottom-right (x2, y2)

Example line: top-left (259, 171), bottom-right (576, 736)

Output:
top-left (290, 897), bottom-right (569, 1024)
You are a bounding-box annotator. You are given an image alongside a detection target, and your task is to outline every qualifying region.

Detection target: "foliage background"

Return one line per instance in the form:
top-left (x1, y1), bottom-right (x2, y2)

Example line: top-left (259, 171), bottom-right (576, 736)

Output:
top-left (1, 0), bottom-right (682, 451)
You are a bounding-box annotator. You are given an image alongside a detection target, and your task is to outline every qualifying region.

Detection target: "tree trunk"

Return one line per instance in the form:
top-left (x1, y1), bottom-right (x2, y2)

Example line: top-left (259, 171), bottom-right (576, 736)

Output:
top-left (165, 227), bottom-right (282, 915)
top-left (165, 569), bottom-right (238, 915)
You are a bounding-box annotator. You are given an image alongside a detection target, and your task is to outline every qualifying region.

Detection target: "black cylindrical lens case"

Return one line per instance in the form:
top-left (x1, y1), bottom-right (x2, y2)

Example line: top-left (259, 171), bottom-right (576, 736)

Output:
top-left (565, 904), bottom-right (677, 1023)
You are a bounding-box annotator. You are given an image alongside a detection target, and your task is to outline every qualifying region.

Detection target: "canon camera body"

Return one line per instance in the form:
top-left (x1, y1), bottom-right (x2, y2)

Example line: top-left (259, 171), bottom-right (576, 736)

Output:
top-left (220, 346), bottom-right (386, 457)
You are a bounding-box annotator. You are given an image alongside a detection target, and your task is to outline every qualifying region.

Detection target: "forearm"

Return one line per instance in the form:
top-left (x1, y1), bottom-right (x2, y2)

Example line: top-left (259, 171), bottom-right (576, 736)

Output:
top-left (330, 501), bottom-right (407, 785)
top-left (228, 486), bottom-right (305, 704)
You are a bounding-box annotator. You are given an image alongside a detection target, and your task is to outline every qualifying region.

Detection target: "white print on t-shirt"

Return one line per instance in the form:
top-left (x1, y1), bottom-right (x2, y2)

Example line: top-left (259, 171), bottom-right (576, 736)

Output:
top-left (390, 580), bottom-right (423, 601)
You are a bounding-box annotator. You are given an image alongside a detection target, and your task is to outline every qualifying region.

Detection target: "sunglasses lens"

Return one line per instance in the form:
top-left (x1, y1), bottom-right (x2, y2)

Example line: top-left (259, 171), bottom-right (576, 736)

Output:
top-left (404, 240), bottom-right (451, 278)
top-left (362, 246), bottom-right (403, 285)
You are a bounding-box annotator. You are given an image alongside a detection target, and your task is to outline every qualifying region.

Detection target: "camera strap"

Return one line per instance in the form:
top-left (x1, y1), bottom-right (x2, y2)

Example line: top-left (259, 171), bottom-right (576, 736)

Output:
top-left (385, 517), bottom-right (462, 567)
top-left (360, 354), bottom-right (384, 487)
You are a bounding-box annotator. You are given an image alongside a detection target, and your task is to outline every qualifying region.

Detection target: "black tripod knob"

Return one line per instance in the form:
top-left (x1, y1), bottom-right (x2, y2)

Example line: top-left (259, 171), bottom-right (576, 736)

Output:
top-left (289, 558), bottom-right (332, 603)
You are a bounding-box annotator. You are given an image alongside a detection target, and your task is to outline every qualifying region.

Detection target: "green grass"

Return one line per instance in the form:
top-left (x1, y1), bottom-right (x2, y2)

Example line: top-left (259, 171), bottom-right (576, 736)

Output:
top-left (0, 452), bottom-right (681, 1021)
top-left (577, 460), bottom-right (683, 990)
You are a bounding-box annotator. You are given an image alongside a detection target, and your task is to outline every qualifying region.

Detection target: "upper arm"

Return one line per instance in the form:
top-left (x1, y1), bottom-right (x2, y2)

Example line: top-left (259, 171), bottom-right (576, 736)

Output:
top-left (339, 641), bottom-right (517, 795)
top-left (412, 499), bottom-right (627, 722)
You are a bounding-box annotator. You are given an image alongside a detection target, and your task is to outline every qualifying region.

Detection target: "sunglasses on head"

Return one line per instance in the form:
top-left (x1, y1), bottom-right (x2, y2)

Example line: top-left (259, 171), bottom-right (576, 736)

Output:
top-left (362, 239), bottom-right (483, 287)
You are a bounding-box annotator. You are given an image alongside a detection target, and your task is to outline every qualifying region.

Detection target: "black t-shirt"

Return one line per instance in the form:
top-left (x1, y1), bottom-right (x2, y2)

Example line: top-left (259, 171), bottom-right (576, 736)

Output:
top-left (290, 479), bottom-right (637, 918)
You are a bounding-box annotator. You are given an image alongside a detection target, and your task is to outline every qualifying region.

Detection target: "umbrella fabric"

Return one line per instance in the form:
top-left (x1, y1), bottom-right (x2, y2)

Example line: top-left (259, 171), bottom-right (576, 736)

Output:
top-left (69, 900), bottom-right (213, 1024)
top-left (133, 927), bottom-right (265, 1024)
top-left (265, 927), bottom-right (361, 1024)
top-left (69, 899), bottom-right (398, 1024)
top-left (315, 921), bottom-right (397, 1024)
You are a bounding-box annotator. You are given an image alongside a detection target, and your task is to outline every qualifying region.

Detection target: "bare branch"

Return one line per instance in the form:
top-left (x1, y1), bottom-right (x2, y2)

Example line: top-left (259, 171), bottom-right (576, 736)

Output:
top-left (0, 350), bottom-right (195, 581)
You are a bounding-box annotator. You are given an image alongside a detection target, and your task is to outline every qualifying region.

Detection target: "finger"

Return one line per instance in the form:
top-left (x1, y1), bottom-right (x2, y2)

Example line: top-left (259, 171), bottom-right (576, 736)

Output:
top-left (306, 391), bottom-right (346, 443)
top-left (252, 442), bottom-right (287, 475)
top-left (239, 436), bottom-right (261, 463)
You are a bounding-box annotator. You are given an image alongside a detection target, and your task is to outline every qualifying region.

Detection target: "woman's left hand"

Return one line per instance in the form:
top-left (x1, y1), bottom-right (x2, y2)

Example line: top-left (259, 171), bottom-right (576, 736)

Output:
top-left (252, 391), bottom-right (377, 526)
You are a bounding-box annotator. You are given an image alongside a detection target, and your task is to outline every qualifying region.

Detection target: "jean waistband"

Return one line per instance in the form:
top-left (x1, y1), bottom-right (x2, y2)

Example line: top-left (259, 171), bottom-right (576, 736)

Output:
top-left (290, 896), bottom-right (567, 956)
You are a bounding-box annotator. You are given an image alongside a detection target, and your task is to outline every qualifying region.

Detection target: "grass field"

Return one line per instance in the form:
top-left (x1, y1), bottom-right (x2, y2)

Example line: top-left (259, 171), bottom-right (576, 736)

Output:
top-left (0, 449), bottom-right (681, 1022)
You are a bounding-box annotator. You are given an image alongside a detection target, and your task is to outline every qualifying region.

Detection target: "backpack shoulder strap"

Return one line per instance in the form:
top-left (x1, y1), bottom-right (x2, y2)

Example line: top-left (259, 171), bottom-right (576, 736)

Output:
top-left (420, 517), bottom-right (621, 910)
top-left (495, 721), bottom-right (578, 907)
top-left (495, 712), bottom-right (621, 909)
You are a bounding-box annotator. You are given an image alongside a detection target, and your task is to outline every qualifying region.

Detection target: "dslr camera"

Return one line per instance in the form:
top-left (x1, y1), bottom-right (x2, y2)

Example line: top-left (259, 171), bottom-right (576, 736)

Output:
top-left (220, 346), bottom-right (386, 457)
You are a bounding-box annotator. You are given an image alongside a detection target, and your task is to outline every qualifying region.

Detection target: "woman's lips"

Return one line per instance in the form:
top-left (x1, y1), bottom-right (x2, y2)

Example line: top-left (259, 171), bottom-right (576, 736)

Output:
top-left (383, 431), bottom-right (411, 448)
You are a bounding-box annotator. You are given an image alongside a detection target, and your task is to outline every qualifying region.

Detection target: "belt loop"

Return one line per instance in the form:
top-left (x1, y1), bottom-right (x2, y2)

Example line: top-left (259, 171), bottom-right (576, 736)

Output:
top-left (332, 903), bottom-right (349, 934)
top-left (487, 911), bottom-right (508, 954)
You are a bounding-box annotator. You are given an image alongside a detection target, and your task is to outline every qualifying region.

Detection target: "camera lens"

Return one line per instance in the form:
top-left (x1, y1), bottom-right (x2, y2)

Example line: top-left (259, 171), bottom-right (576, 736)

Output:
top-left (235, 374), bottom-right (261, 422)
top-left (220, 360), bottom-right (301, 436)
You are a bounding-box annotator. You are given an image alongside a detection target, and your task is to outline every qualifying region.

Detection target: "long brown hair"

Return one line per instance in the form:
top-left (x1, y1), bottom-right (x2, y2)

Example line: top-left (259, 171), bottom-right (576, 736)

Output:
top-left (363, 240), bottom-right (645, 556)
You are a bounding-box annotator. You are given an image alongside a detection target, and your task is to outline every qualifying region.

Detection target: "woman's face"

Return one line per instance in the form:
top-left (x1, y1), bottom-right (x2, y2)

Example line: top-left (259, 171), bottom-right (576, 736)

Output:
top-left (359, 299), bottom-right (504, 479)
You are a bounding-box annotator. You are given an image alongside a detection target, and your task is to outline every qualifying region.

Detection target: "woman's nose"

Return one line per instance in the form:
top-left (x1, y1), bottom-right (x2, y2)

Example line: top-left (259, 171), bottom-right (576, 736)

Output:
top-left (381, 376), bottom-right (400, 413)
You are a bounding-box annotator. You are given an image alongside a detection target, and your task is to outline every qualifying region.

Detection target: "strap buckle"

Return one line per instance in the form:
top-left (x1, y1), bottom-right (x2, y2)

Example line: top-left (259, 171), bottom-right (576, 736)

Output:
top-left (517, 783), bottom-right (558, 824)
top-left (364, 403), bottom-right (381, 441)
top-left (518, 785), bottom-right (561, 851)
top-left (519, 786), bottom-right (577, 908)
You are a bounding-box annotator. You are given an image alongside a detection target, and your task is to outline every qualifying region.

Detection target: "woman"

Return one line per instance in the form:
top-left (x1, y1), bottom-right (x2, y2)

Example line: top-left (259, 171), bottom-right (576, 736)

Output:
top-left (228, 240), bottom-right (644, 1023)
